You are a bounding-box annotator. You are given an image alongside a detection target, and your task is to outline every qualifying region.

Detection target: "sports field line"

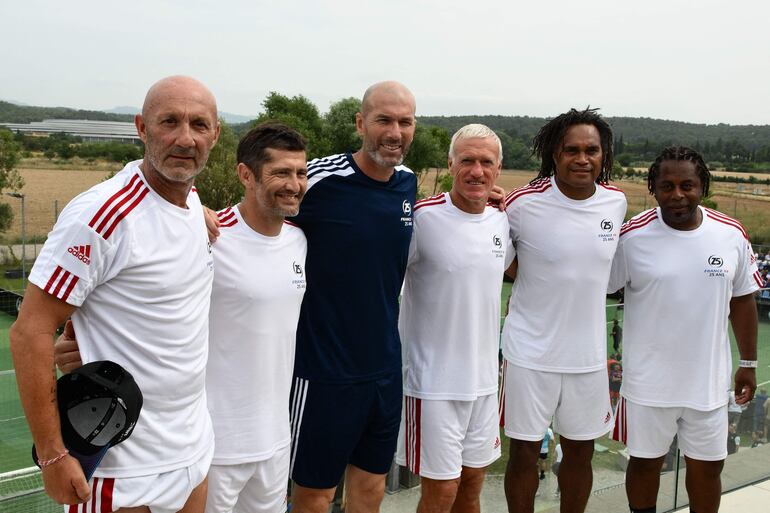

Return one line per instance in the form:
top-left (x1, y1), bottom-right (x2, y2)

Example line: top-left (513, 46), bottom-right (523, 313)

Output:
top-left (0, 369), bottom-right (15, 376)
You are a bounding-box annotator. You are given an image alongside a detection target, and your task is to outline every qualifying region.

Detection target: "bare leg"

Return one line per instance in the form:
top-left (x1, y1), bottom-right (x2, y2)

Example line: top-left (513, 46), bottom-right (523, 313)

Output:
top-left (417, 476), bottom-right (460, 513)
top-left (343, 465), bottom-right (387, 513)
top-left (450, 466), bottom-right (486, 513)
top-left (291, 483), bottom-right (337, 513)
top-left (504, 439), bottom-right (541, 513)
top-left (557, 437), bottom-right (594, 513)
top-left (626, 456), bottom-right (665, 510)
top-left (684, 457), bottom-right (723, 513)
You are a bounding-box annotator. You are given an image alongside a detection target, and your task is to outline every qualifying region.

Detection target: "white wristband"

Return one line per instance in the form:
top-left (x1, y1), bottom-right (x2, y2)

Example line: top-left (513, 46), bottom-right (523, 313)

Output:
top-left (739, 360), bottom-right (758, 368)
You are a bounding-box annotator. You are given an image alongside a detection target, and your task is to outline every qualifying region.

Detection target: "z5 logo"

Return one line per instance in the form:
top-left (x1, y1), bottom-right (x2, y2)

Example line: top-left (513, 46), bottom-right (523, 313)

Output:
top-left (492, 235), bottom-right (502, 248)
top-left (708, 255), bottom-right (723, 267)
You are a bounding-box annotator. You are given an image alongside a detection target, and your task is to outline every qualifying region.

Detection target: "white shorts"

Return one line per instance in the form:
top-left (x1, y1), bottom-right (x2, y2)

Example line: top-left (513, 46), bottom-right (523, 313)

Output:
top-left (612, 396), bottom-right (728, 461)
top-left (500, 360), bottom-right (613, 441)
top-left (395, 393), bottom-right (501, 480)
top-left (206, 443), bottom-right (290, 513)
top-left (65, 442), bottom-right (213, 513)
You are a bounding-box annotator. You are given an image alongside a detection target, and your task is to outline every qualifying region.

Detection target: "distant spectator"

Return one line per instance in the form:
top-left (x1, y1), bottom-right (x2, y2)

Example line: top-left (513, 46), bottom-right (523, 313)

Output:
top-left (753, 389), bottom-right (768, 432)
top-left (608, 361), bottom-right (622, 408)
top-left (727, 423), bottom-right (740, 455)
top-left (751, 430), bottom-right (764, 448)
top-left (611, 319), bottom-right (623, 353)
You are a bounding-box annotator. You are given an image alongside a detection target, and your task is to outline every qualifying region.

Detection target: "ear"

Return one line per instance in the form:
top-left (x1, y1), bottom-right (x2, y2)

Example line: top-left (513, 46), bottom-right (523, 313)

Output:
top-left (212, 120), bottom-right (221, 147)
top-left (355, 112), bottom-right (364, 136)
top-left (237, 163), bottom-right (253, 188)
top-left (135, 114), bottom-right (147, 143)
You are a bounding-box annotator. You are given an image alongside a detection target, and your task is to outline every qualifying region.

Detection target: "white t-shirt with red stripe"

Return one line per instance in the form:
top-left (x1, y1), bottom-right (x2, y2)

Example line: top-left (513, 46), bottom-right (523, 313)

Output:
top-left (501, 176), bottom-right (627, 373)
top-left (29, 159), bottom-right (215, 477)
top-left (207, 205), bottom-right (307, 465)
top-left (608, 206), bottom-right (761, 410)
top-left (399, 193), bottom-right (513, 400)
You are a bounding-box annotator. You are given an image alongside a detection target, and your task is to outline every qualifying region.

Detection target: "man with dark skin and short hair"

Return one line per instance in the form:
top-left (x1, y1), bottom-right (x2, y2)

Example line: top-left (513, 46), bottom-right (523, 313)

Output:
top-left (12, 76), bottom-right (220, 512)
top-left (500, 108), bottom-right (627, 513)
top-left (609, 146), bottom-right (760, 513)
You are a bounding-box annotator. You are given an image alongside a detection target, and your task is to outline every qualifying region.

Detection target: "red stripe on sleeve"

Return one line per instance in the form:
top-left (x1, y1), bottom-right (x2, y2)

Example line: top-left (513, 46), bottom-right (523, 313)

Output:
top-left (45, 266), bottom-right (64, 293)
top-left (61, 275), bottom-right (79, 302)
top-left (95, 180), bottom-right (146, 235)
top-left (102, 187), bottom-right (151, 239)
top-left (89, 174), bottom-right (140, 228)
top-left (51, 270), bottom-right (71, 298)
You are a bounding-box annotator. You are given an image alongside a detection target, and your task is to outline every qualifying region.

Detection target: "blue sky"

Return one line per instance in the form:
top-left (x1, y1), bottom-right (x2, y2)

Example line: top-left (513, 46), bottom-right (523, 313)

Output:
top-left (2, 0), bottom-right (769, 124)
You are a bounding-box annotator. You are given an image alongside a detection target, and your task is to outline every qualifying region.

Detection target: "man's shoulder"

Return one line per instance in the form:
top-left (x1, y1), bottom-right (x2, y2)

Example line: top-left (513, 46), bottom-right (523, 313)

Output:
top-left (619, 208), bottom-right (659, 240)
top-left (702, 207), bottom-right (750, 241)
top-left (59, 160), bottom-right (151, 235)
top-left (504, 177), bottom-right (553, 209)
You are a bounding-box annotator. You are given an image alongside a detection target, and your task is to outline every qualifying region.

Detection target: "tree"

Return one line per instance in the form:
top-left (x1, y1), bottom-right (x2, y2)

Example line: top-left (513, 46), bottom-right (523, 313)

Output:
top-left (406, 125), bottom-right (449, 176)
top-left (0, 129), bottom-right (24, 231)
top-left (195, 122), bottom-right (241, 211)
top-left (324, 97), bottom-right (361, 155)
top-left (255, 92), bottom-right (330, 159)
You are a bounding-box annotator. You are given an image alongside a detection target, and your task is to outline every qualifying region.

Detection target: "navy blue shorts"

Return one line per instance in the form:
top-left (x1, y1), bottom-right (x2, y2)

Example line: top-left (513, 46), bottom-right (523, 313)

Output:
top-left (289, 372), bottom-right (402, 489)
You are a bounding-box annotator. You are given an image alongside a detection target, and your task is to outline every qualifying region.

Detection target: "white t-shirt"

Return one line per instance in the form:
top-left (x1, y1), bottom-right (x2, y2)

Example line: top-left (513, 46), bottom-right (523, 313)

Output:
top-left (29, 160), bottom-right (215, 477)
top-left (501, 176), bottom-right (627, 372)
top-left (207, 206), bottom-right (307, 465)
top-left (608, 206), bottom-right (761, 410)
top-left (399, 193), bottom-right (513, 400)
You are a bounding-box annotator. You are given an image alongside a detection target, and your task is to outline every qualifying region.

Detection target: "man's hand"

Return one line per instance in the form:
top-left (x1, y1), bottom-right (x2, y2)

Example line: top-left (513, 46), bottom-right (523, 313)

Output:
top-left (41, 455), bottom-right (91, 504)
top-left (734, 367), bottom-right (756, 405)
top-left (54, 320), bottom-right (82, 374)
top-left (204, 206), bottom-right (221, 242)
top-left (488, 185), bottom-right (507, 211)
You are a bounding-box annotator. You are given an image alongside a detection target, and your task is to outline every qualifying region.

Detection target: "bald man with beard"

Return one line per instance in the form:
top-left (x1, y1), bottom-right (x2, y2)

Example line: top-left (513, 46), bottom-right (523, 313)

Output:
top-left (11, 76), bottom-right (220, 513)
top-left (285, 81), bottom-right (418, 513)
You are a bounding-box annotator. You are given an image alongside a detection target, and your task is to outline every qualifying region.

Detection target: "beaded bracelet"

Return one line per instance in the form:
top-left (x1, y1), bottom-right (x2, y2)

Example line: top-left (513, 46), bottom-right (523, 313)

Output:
top-left (37, 449), bottom-right (69, 468)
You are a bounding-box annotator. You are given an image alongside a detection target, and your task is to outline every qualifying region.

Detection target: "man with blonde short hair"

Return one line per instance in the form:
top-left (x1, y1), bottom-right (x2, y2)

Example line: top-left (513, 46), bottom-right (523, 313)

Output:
top-left (397, 124), bottom-right (513, 513)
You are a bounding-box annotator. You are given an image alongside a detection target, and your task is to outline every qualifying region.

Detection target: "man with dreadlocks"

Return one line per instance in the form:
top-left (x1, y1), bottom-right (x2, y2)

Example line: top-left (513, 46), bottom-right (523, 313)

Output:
top-left (609, 146), bottom-right (760, 513)
top-left (500, 108), bottom-right (626, 513)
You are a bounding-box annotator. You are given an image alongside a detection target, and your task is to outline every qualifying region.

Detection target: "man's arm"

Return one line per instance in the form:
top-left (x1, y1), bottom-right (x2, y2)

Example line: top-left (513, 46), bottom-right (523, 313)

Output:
top-left (9, 284), bottom-right (90, 504)
top-left (730, 292), bottom-right (758, 405)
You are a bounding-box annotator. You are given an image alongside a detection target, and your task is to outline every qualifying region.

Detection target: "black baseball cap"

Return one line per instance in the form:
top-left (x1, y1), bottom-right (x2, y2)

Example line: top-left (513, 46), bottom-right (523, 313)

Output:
top-left (33, 360), bottom-right (143, 480)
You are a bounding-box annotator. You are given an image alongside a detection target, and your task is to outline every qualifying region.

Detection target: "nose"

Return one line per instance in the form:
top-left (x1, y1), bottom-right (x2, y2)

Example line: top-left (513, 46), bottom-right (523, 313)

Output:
top-left (671, 186), bottom-right (684, 199)
top-left (575, 151), bottom-right (589, 165)
top-left (285, 173), bottom-right (301, 192)
top-left (469, 161), bottom-right (484, 177)
top-left (175, 123), bottom-right (195, 148)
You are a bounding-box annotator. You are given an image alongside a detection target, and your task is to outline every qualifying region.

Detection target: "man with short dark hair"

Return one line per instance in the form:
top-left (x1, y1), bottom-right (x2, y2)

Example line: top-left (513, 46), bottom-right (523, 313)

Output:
top-left (12, 76), bottom-right (220, 512)
top-left (205, 122), bottom-right (308, 513)
top-left (609, 146), bottom-right (759, 513)
top-left (500, 108), bottom-right (627, 513)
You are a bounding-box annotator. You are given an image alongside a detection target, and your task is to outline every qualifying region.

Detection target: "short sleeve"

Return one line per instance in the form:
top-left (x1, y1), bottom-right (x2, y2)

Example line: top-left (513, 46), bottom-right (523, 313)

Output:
top-left (28, 194), bottom-right (127, 306)
top-left (732, 236), bottom-right (761, 297)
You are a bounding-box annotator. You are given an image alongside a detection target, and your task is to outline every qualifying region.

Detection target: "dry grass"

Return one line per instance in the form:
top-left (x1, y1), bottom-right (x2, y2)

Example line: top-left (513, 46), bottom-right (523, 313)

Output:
top-left (2, 167), bottom-right (113, 241)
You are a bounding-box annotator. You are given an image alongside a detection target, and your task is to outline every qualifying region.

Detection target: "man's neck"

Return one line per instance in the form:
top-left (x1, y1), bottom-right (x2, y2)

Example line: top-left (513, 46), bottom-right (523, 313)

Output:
top-left (449, 190), bottom-right (486, 214)
top-left (237, 201), bottom-right (283, 237)
top-left (140, 162), bottom-right (191, 208)
top-left (352, 150), bottom-right (395, 183)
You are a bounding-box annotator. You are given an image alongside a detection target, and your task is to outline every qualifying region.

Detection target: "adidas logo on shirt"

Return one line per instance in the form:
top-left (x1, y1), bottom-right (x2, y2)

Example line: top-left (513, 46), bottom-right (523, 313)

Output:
top-left (67, 245), bottom-right (91, 265)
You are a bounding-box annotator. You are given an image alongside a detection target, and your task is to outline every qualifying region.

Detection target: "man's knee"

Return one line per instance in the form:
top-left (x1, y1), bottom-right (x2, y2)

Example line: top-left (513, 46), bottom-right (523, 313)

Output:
top-left (560, 437), bottom-right (594, 462)
top-left (291, 484), bottom-right (337, 513)
top-left (420, 476), bottom-right (462, 509)
top-left (344, 465), bottom-right (387, 510)
top-left (508, 438), bottom-right (542, 466)
top-left (628, 456), bottom-right (666, 476)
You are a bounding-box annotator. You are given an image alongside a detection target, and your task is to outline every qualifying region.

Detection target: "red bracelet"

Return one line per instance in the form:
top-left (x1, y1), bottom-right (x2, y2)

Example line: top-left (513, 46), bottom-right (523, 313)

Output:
top-left (37, 449), bottom-right (69, 468)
